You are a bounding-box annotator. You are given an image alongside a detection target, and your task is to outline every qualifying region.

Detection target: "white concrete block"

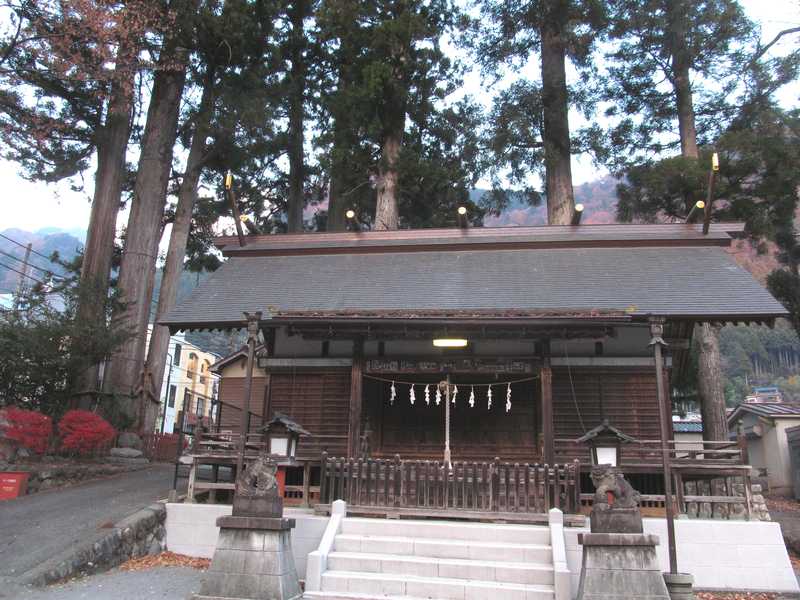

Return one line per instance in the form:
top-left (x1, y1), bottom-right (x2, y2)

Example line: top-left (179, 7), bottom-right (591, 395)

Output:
top-left (418, 539), bottom-right (471, 559)
top-left (320, 572), bottom-right (349, 593)
top-left (347, 573), bottom-right (406, 596)
top-left (406, 577), bottom-right (465, 600)
top-left (359, 536), bottom-right (413, 555)
top-left (332, 535), bottom-right (361, 553)
top-left (437, 560), bottom-right (494, 581)
top-left (768, 567), bottom-right (800, 592)
top-left (495, 564), bottom-right (553, 586)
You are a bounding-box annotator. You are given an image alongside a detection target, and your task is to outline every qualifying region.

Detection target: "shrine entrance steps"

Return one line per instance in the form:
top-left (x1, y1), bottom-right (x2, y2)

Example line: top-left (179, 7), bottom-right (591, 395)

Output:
top-left (303, 517), bottom-right (556, 600)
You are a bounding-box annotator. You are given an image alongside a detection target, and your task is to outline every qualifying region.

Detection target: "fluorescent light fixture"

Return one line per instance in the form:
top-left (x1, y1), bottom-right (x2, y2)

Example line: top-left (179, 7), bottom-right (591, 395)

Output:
top-left (433, 338), bottom-right (468, 348)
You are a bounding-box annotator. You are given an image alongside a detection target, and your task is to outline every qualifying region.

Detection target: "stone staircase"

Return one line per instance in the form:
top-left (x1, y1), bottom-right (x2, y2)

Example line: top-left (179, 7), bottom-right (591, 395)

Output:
top-left (303, 517), bottom-right (556, 600)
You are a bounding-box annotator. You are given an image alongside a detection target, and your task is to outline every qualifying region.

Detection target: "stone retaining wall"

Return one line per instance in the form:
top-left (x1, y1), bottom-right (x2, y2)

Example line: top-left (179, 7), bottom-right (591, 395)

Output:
top-left (1, 460), bottom-right (148, 495)
top-left (24, 502), bottom-right (166, 586)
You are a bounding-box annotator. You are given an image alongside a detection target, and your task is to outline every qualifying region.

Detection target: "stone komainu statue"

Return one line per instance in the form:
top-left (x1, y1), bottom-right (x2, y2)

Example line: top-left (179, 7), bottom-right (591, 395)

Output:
top-left (589, 465), bottom-right (643, 534)
top-left (235, 454), bottom-right (279, 498)
top-left (590, 465), bottom-right (641, 509)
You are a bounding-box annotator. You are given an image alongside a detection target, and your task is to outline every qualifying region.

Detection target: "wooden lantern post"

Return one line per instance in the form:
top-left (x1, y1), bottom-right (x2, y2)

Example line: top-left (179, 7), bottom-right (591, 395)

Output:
top-left (238, 311), bottom-right (262, 476)
top-left (650, 317), bottom-right (678, 575)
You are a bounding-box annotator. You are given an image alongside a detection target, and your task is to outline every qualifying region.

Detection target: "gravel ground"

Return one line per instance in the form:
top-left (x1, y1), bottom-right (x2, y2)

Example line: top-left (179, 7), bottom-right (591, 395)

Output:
top-left (0, 567), bottom-right (204, 600)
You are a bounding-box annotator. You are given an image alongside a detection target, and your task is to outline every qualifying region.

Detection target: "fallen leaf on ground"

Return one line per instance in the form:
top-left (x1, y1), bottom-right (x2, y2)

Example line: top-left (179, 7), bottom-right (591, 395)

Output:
top-left (119, 551), bottom-right (210, 572)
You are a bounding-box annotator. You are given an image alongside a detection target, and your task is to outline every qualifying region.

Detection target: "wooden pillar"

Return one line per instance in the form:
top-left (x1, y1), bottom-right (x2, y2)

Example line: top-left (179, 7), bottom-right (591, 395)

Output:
top-left (651, 316), bottom-right (679, 575)
top-left (348, 338), bottom-right (364, 458)
top-left (237, 311), bottom-right (261, 476)
top-left (541, 340), bottom-right (554, 464)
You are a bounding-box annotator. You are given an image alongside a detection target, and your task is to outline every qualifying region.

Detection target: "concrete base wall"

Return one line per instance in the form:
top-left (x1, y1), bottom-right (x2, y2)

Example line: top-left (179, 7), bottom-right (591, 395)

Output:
top-left (565, 518), bottom-right (798, 595)
top-left (165, 503), bottom-right (327, 580)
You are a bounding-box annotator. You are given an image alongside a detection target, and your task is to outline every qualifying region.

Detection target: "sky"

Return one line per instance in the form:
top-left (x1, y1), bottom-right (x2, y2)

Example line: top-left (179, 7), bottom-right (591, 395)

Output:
top-left (0, 0), bottom-right (798, 238)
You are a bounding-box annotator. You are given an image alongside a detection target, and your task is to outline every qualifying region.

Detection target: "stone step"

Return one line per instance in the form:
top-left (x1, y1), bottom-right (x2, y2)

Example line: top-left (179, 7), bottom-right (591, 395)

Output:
top-left (334, 534), bottom-right (552, 563)
top-left (327, 551), bottom-right (554, 585)
top-left (340, 518), bottom-right (551, 546)
top-left (320, 570), bottom-right (555, 600)
top-left (304, 593), bottom-right (446, 600)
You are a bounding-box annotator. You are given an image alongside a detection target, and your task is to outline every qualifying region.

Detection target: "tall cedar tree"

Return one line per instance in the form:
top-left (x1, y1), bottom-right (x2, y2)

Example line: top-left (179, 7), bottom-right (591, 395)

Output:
top-left (608, 0), bottom-right (798, 440)
top-left (474, 0), bottom-right (607, 224)
top-left (0, 2), bottom-right (160, 402)
top-left (145, 0), bottom-right (280, 422)
top-left (105, 0), bottom-right (199, 431)
top-left (317, 0), bottom-right (483, 231)
top-left (599, 0), bottom-right (755, 169)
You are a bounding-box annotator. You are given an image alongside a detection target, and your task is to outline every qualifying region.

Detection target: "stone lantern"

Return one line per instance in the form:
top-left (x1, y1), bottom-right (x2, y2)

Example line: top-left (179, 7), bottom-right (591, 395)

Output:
top-left (576, 419), bottom-right (637, 467)
top-left (262, 412), bottom-right (310, 464)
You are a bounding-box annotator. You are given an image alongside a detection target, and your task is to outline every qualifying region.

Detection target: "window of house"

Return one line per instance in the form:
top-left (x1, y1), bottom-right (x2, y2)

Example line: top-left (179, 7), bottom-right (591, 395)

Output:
top-left (183, 389), bottom-right (191, 411)
top-left (188, 353), bottom-right (198, 379)
top-left (196, 398), bottom-right (205, 416)
top-left (168, 385), bottom-right (177, 408)
top-left (174, 343), bottom-right (182, 366)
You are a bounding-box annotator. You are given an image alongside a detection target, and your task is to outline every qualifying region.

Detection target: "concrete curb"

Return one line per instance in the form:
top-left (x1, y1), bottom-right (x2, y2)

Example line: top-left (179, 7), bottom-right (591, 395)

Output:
top-left (22, 501), bottom-right (167, 586)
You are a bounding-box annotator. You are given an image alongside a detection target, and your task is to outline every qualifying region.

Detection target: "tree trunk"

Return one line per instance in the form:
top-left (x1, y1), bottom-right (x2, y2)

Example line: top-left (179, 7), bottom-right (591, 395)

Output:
top-left (144, 77), bottom-right (214, 430)
top-left (72, 41), bottom-right (136, 404)
top-left (105, 45), bottom-right (189, 431)
top-left (326, 33), bottom-right (357, 233)
top-left (697, 323), bottom-right (728, 440)
top-left (286, 0), bottom-right (307, 233)
top-left (375, 132), bottom-right (401, 230)
top-left (540, 0), bottom-right (574, 226)
top-left (666, 0), bottom-right (699, 159)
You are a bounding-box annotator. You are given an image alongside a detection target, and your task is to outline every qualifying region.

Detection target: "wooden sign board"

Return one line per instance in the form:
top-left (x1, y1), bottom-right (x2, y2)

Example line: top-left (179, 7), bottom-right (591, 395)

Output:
top-left (365, 358), bottom-right (534, 374)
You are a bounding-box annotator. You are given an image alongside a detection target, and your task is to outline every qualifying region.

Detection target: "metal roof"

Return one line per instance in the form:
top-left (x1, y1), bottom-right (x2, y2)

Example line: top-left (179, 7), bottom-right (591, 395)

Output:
top-left (673, 422), bottom-right (703, 433)
top-left (216, 223), bottom-right (744, 257)
top-left (727, 402), bottom-right (800, 424)
top-left (161, 243), bottom-right (787, 330)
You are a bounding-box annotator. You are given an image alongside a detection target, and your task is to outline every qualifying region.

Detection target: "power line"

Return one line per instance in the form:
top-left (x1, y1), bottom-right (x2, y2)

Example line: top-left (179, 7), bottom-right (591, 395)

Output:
top-left (0, 260), bottom-right (47, 286)
top-left (0, 249), bottom-right (64, 280)
top-left (0, 232), bottom-right (67, 267)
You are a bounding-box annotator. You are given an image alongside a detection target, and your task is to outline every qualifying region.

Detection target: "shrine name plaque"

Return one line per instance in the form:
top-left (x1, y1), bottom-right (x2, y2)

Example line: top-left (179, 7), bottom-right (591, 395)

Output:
top-left (365, 357), bottom-right (535, 374)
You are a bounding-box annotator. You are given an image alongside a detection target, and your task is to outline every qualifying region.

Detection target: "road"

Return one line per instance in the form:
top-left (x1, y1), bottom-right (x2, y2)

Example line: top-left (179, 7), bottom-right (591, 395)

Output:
top-left (7, 567), bottom-right (204, 600)
top-left (0, 464), bottom-right (181, 596)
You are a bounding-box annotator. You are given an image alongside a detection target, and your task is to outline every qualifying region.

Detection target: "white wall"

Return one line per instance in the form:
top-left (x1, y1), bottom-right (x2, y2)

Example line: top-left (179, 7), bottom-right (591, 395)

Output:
top-left (165, 503), bottom-right (328, 579)
top-left (564, 518), bottom-right (798, 594)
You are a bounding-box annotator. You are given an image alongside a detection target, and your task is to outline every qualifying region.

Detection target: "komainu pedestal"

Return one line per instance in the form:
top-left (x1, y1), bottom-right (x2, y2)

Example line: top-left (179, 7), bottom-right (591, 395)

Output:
top-left (576, 466), bottom-right (670, 600)
top-left (193, 455), bottom-right (302, 600)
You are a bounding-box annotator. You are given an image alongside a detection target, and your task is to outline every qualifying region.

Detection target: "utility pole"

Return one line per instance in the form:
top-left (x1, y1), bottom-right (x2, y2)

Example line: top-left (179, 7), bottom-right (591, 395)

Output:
top-left (13, 243), bottom-right (32, 311)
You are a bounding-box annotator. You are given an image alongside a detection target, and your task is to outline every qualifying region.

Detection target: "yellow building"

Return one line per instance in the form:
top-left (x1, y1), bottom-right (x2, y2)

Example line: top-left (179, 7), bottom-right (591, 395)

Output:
top-left (146, 326), bottom-right (221, 433)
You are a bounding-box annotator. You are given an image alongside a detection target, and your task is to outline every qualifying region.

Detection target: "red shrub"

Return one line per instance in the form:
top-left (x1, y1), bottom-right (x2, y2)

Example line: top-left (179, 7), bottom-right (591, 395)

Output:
top-left (0, 407), bottom-right (53, 454)
top-left (58, 410), bottom-right (116, 455)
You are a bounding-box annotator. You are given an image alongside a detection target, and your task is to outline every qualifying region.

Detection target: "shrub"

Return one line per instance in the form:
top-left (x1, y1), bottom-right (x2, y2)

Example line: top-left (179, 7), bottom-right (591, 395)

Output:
top-left (0, 407), bottom-right (53, 454)
top-left (58, 410), bottom-right (116, 455)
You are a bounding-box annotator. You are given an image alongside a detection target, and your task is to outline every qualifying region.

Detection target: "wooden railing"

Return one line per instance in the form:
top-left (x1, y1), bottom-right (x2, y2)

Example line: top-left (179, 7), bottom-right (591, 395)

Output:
top-left (554, 438), bottom-right (748, 467)
top-left (320, 453), bottom-right (582, 514)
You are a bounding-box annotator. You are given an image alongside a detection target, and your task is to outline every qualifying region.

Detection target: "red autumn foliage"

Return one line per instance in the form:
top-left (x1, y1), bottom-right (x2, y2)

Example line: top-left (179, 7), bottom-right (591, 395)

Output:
top-left (58, 410), bottom-right (116, 455)
top-left (0, 407), bottom-right (53, 454)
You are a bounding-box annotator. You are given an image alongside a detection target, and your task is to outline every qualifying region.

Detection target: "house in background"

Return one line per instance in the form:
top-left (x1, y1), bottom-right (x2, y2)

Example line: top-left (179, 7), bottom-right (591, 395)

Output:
top-left (728, 402), bottom-right (800, 495)
top-left (745, 386), bottom-right (784, 404)
top-left (146, 326), bottom-right (221, 433)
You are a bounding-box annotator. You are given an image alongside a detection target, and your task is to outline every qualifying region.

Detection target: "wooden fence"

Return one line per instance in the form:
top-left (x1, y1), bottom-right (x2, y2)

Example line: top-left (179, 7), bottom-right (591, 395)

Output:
top-left (319, 453), bottom-right (581, 515)
top-left (141, 433), bottom-right (183, 462)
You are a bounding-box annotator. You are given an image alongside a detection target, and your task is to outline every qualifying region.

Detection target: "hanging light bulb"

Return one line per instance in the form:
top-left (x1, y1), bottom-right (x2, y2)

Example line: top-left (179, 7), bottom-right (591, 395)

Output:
top-left (506, 382), bottom-right (512, 413)
top-left (410, 385), bottom-right (416, 405)
top-left (469, 386), bottom-right (475, 408)
top-left (487, 385), bottom-right (492, 410)
top-left (435, 386), bottom-right (442, 406)
top-left (425, 384), bottom-right (430, 405)
top-left (390, 381), bottom-right (396, 405)
top-left (452, 385), bottom-right (458, 405)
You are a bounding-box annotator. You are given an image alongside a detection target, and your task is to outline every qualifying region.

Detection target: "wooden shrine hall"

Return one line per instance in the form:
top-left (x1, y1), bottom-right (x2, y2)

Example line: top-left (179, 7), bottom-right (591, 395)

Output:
top-left (162, 222), bottom-right (787, 517)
